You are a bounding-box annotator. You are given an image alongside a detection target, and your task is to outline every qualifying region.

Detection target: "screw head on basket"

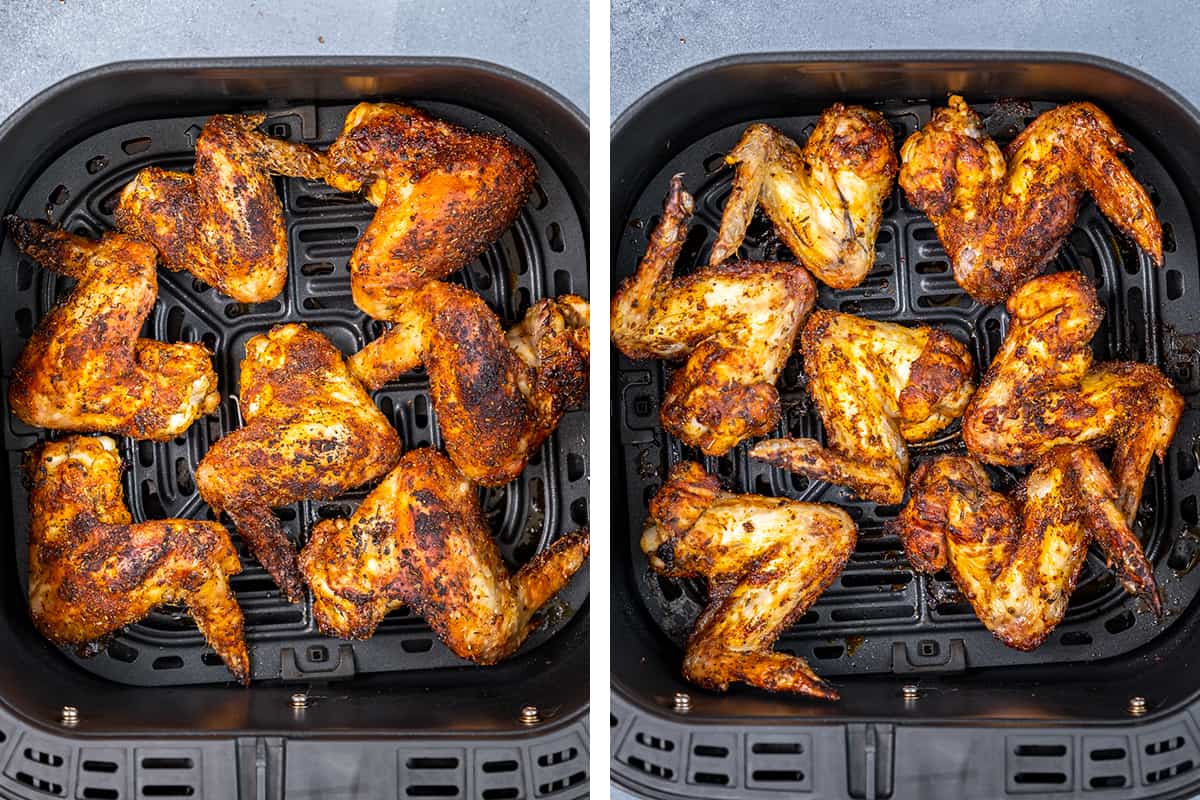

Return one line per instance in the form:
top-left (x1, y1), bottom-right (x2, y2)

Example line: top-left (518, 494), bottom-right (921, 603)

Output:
top-left (672, 692), bottom-right (692, 713)
top-left (60, 705), bottom-right (79, 726)
top-left (519, 705), bottom-right (541, 725)
top-left (901, 684), bottom-right (920, 701)
top-left (1128, 696), bottom-right (1147, 716)
top-left (290, 691), bottom-right (309, 710)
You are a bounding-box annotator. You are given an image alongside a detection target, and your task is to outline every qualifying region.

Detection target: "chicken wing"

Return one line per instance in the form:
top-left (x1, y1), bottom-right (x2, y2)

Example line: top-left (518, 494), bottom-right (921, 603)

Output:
top-left (899, 96), bottom-right (1162, 304)
top-left (27, 435), bottom-right (249, 683)
top-left (708, 105), bottom-right (898, 289)
top-left (963, 272), bottom-right (1182, 522)
top-left (300, 448), bottom-right (588, 664)
top-left (895, 448), bottom-right (1160, 650)
top-left (348, 281), bottom-right (587, 486)
top-left (323, 102), bottom-right (537, 320)
top-left (115, 113), bottom-right (326, 303)
top-left (750, 310), bottom-right (975, 504)
top-left (611, 175), bottom-right (816, 456)
top-left (642, 461), bottom-right (856, 699)
top-left (196, 324), bottom-right (401, 601)
top-left (6, 217), bottom-right (219, 440)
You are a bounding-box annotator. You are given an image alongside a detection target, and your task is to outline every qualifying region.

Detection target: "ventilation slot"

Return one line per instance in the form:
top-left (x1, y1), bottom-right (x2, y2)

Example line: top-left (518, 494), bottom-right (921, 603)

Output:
top-left (687, 734), bottom-right (735, 790)
top-left (1006, 736), bottom-right (1073, 793)
top-left (476, 750), bottom-right (522, 800)
top-left (135, 750), bottom-right (200, 799)
top-left (1139, 725), bottom-right (1200, 787)
top-left (399, 749), bottom-right (464, 799)
top-left (746, 734), bottom-right (811, 791)
top-left (532, 735), bottom-right (586, 796)
top-left (1082, 737), bottom-right (1131, 793)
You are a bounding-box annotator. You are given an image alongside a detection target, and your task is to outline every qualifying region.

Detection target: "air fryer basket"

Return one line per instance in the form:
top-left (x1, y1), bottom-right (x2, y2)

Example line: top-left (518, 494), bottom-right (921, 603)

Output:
top-left (0, 58), bottom-right (587, 800)
top-left (612, 53), bottom-right (1200, 800)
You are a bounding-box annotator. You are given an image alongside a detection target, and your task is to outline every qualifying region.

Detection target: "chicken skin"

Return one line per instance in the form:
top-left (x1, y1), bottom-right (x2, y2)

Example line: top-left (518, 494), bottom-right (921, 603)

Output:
top-left (895, 448), bottom-right (1161, 651)
top-left (642, 461), bottom-right (856, 699)
top-left (709, 105), bottom-right (898, 289)
top-left (27, 436), bottom-right (249, 683)
top-left (750, 310), bottom-right (975, 504)
top-left (115, 113), bottom-right (326, 303)
top-left (6, 217), bottom-right (219, 440)
top-left (349, 281), bottom-right (588, 486)
top-left (300, 448), bottom-right (589, 664)
top-left (323, 102), bottom-right (537, 321)
top-left (900, 96), bottom-right (1162, 304)
top-left (963, 272), bottom-right (1182, 522)
top-left (611, 176), bottom-right (816, 456)
top-left (196, 324), bottom-right (401, 602)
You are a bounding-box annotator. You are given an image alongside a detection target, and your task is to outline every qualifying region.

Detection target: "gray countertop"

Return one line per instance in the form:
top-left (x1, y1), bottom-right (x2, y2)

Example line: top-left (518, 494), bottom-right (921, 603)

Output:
top-left (611, 0), bottom-right (1200, 120)
top-left (0, 0), bottom-right (588, 120)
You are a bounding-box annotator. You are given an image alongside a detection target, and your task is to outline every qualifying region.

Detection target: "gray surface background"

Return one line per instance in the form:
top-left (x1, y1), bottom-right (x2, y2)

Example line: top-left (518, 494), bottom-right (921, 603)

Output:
top-left (609, 1), bottom-right (1200, 797)
top-left (0, 0), bottom-right (588, 120)
top-left (611, 0), bottom-right (1200, 120)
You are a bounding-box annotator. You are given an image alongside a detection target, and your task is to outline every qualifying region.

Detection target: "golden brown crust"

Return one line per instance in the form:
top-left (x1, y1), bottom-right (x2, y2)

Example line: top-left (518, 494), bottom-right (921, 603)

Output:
top-left (299, 447), bottom-right (588, 664)
top-left (611, 176), bottom-right (816, 455)
top-left (6, 217), bottom-right (219, 440)
top-left (323, 103), bottom-right (537, 320)
top-left (896, 447), bottom-right (1160, 651)
top-left (642, 461), bottom-right (857, 699)
top-left (115, 113), bottom-right (326, 303)
top-left (900, 96), bottom-right (1162, 304)
top-left (710, 105), bottom-right (898, 288)
top-left (196, 324), bottom-right (401, 601)
top-left (27, 436), bottom-right (249, 683)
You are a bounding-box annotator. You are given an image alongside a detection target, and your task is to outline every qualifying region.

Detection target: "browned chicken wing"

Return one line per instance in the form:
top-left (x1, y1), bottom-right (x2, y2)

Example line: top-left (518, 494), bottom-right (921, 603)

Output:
top-left (349, 280), bottom-right (588, 487)
top-left (895, 447), bottom-right (1160, 651)
top-left (611, 176), bottom-right (816, 456)
top-left (963, 272), bottom-right (1182, 522)
top-left (6, 217), bottom-right (219, 440)
top-left (323, 102), bottom-right (537, 320)
top-left (300, 448), bottom-right (588, 664)
top-left (709, 105), bottom-right (898, 288)
top-left (27, 435), bottom-right (249, 683)
top-left (643, 461), bottom-right (857, 699)
top-left (196, 324), bottom-right (401, 602)
top-left (750, 310), bottom-right (975, 504)
top-left (115, 113), bottom-right (326, 303)
top-left (899, 96), bottom-right (1162, 304)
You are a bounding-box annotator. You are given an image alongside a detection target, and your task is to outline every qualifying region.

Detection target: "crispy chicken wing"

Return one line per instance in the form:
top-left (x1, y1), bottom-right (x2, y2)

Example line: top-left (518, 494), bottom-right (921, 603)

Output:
top-left (196, 324), bottom-right (401, 601)
top-left (611, 176), bottom-right (816, 456)
top-left (895, 448), bottom-right (1160, 650)
top-left (115, 113), bottom-right (326, 303)
top-left (642, 461), bottom-right (856, 699)
top-left (899, 96), bottom-right (1162, 304)
top-left (349, 281), bottom-right (588, 486)
top-left (6, 217), bottom-right (219, 440)
top-left (963, 272), bottom-right (1182, 522)
top-left (323, 102), bottom-right (537, 320)
top-left (27, 436), bottom-right (249, 683)
top-left (750, 310), bottom-right (975, 504)
top-left (300, 448), bottom-right (588, 664)
top-left (709, 105), bottom-right (898, 288)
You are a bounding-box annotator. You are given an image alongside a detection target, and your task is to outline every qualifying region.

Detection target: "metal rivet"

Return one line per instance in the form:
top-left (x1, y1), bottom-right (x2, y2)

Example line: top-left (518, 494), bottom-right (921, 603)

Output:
top-left (1129, 696), bottom-right (1147, 716)
top-left (60, 706), bottom-right (78, 726)
top-left (901, 684), bottom-right (920, 701)
top-left (519, 705), bottom-right (541, 726)
top-left (672, 692), bottom-right (692, 713)
top-left (290, 692), bottom-right (309, 710)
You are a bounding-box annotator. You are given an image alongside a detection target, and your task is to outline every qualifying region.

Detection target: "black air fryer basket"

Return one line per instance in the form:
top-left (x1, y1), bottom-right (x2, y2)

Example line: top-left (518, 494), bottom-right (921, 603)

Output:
top-left (612, 52), bottom-right (1200, 800)
top-left (0, 58), bottom-right (588, 800)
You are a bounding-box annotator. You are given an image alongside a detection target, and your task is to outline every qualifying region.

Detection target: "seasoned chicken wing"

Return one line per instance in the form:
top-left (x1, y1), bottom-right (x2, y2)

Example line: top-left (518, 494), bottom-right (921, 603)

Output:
top-left (196, 324), bottom-right (401, 602)
top-left (611, 176), bottom-right (816, 456)
top-left (643, 461), bottom-right (856, 699)
top-left (323, 102), bottom-right (537, 320)
top-left (115, 113), bottom-right (326, 303)
top-left (900, 96), bottom-right (1162, 304)
top-left (750, 310), bottom-right (975, 504)
top-left (27, 436), bottom-right (249, 683)
top-left (895, 448), bottom-right (1160, 650)
top-left (709, 105), bottom-right (898, 288)
top-left (349, 281), bottom-right (588, 486)
top-left (963, 272), bottom-right (1182, 522)
top-left (300, 448), bottom-right (588, 664)
top-left (6, 217), bottom-right (219, 440)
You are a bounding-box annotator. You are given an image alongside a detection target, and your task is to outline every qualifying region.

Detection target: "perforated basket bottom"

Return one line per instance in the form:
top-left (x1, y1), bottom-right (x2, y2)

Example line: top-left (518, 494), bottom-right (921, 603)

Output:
top-left (0, 102), bottom-right (589, 685)
top-left (614, 100), bottom-right (1200, 677)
